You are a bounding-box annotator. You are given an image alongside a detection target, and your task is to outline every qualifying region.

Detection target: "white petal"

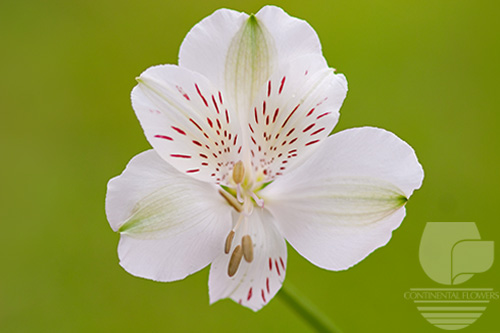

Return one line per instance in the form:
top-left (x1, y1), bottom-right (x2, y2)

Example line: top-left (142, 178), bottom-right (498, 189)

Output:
top-left (208, 209), bottom-right (287, 311)
top-left (132, 65), bottom-right (243, 184)
top-left (178, 8), bottom-right (249, 90)
top-left (261, 127), bottom-right (424, 270)
top-left (106, 150), bottom-right (232, 281)
top-left (255, 6), bottom-right (322, 62)
top-left (244, 54), bottom-right (347, 180)
top-left (179, 6), bottom-right (324, 117)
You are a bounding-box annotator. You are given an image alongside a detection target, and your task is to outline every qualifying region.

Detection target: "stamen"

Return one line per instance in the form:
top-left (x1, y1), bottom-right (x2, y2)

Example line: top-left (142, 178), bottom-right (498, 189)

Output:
top-left (241, 235), bottom-right (254, 263)
top-left (233, 160), bottom-right (245, 184)
top-left (219, 189), bottom-right (243, 213)
top-left (224, 230), bottom-right (235, 254)
top-left (251, 192), bottom-right (264, 208)
top-left (228, 245), bottom-right (243, 277)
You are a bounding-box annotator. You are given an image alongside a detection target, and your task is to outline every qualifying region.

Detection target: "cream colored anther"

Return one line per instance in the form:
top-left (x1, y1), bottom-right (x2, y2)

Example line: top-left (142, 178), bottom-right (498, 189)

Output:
top-left (232, 161), bottom-right (245, 184)
top-left (241, 235), bottom-right (254, 263)
top-left (224, 230), bottom-right (235, 254)
top-left (228, 245), bottom-right (243, 277)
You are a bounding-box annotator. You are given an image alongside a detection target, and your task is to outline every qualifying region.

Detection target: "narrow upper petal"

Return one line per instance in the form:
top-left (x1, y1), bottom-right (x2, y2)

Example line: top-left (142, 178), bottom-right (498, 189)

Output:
top-left (244, 54), bottom-right (347, 181)
top-left (261, 127), bottom-right (424, 270)
top-left (106, 150), bottom-right (232, 281)
top-left (208, 209), bottom-right (287, 311)
top-left (132, 65), bottom-right (243, 184)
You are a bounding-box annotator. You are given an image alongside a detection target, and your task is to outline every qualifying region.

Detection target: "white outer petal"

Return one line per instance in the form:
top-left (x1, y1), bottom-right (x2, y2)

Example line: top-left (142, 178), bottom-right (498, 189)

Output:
top-left (261, 127), bottom-right (424, 270)
top-left (106, 150), bottom-right (232, 281)
top-left (208, 209), bottom-right (287, 311)
top-left (178, 8), bottom-right (249, 90)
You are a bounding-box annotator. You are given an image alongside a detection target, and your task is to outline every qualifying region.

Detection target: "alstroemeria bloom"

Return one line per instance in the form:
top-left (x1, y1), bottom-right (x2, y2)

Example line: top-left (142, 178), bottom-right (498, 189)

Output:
top-left (106, 6), bottom-right (423, 311)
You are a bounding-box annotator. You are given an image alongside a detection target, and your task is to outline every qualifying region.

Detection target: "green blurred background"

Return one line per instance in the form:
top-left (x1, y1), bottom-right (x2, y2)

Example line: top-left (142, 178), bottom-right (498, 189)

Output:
top-left (1, 0), bottom-right (499, 332)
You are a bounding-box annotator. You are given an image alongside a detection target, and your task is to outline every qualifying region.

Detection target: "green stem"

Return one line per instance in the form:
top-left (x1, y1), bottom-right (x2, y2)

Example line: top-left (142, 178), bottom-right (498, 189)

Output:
top-left (278, 282), bottom-right (343, 333)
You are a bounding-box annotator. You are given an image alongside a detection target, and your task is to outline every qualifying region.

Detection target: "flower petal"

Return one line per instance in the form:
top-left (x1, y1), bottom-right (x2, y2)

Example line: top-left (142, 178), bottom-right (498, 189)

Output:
top-left (106, 150), bottom-right (232, 281)
top-left (132, 65), bottom-right (243, 184)
top-left (208, 209), bottom-right (287, 311)
top-left (245, 54), bottom-right (347, 181)
top-left (261, 127), bottom-right (424, 270)
top-left (255, 6), bottom-right (322, 61)
top-left (178, 8), bottom-right (249, 91)
top-left (179, 6), bottom-right (324, 116)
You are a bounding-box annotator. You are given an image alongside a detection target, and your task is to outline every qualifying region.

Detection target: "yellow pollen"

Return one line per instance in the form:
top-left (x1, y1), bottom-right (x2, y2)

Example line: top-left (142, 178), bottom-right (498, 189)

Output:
top-left (228, 245), bottom-right (243, 277)
top-left (224, 230), bottom-right (235, 254)
top-left (232, 160), bottom-right (245, 184)
top-left (218, 189), bottom-right (243, 212)
top-left (241, 235), bottom-right (254, 263)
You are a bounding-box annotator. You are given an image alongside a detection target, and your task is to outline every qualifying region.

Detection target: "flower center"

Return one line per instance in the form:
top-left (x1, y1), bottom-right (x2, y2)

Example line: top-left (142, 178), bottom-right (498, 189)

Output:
top-left (219, 160), bottom-right (266, 277)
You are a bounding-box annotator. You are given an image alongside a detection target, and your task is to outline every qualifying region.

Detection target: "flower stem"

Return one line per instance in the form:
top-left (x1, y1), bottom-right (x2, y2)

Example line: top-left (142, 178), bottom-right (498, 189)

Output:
top-left (278, 282), bottom-right (343, 333)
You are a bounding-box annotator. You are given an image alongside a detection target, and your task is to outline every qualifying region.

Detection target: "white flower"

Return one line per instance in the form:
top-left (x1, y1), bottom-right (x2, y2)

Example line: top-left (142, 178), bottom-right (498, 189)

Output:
top-left (105, 6), bottom-right (424, 311)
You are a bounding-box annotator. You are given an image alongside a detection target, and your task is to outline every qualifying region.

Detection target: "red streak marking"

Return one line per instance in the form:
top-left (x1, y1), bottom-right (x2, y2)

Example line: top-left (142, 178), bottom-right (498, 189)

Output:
top-left (262, 101), bottom-right (266, 115)
top-left (251, 150), bottom-right (255, 157)
top-left (254, 107), bottom-right (259, 124)
top-left (212, 95), bottom-right (220, 114)
top-left (248, 124), bottom-right (254, 133)
top-left (171, 126), bottom-right (186, 135)
top-left (216, 119), bottom-right (221, 129)
top-left (195, 84), bottom-right (208, 107)
top-left (281, 141), bottom-right (287, 146)
top-left (281, 104), bottom-right (300, 128)
top-left (282, 160), bottom-right (288, 164)
top-left (272, 108), bottom-right (279, 123)
top-left (261, 289), bottom-right (267, 302)
top-left (154, 135), bottom-right (173, 141)
top-left (303, 123), bottom-right (315, 133)
top-left (218, 91), bottom-right (223, 104)
top-left (237, 146), bottom-right (242, 154)
top-left (201, 162), bottom-right (208, 166)
top-left (224, 130), bottom-right (227, 137)
top-left (211, 173), bottom-right (216, 177)
top-left (266, 115), bottom-right (269, 126)
top-left (277, 153), bottom-right (283, 158)
top-left (189, 118), bottom-right (202, 131)
top-left (225, 110), bottom-right (230, 124)
top-left (280, 257), bottom-right (285, 270)
top-left (199, 153), bottom-right (208, 159)
top-left (213, 153), bottom-right (218, 158)
top-left (247, 288), bottom-right (253, 301)
top-left (305, 140), bottom-right (320, 146)
top-left (267, 80), bottom-right (271, 97)
top-left (186, 169), bottom-right (200, 173)
top-left (176, 85), bottom-right (190, 101)
top-left (266, 278), bottom-right (270, 293)
top-left (289, 149), bottom-right (297, 154)
top-left (275, 133), bottom-right (280, 139)
top-left (170, 154), bottom-right (191, 159)
top-left (279, 76), bottom-right (286, 94)
top-left (233, 135), bottom-right (238, 145)
top-left (311, 128), bottom-right (325, 136)
top-left (316, 112), bottom-right (331, 119)
top-left (207, 118), bottom-right (213, 128)
top-left (289, 138), bottom-right (298, 144)
top-left (275, 260), bottom-right (281, 276)
top-left (269, 258), bottom-right (273, 271)
top-left (306, 108), bottom-right (315, 117)
top-left (286, 128), bottom-right (295, 137)
top-left (192, 140), bottom-right (202, 146)
top-left (258, 145), bottom-right (261, 152)
top-left (280, 166), bottom-right (286, 170)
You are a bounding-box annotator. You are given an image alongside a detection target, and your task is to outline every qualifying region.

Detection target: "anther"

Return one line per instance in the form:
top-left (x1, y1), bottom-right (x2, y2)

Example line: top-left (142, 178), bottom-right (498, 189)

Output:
top-left (241, 235), bottom-right (254, 263)
top-left (233, 160), bottom-right (245, 184)
top-left (219, 189), bottom-right (243, 213)
top-left (224, 230), bottom-right (235, 254)
top-left (228, 245), bottom-right (243, 277)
